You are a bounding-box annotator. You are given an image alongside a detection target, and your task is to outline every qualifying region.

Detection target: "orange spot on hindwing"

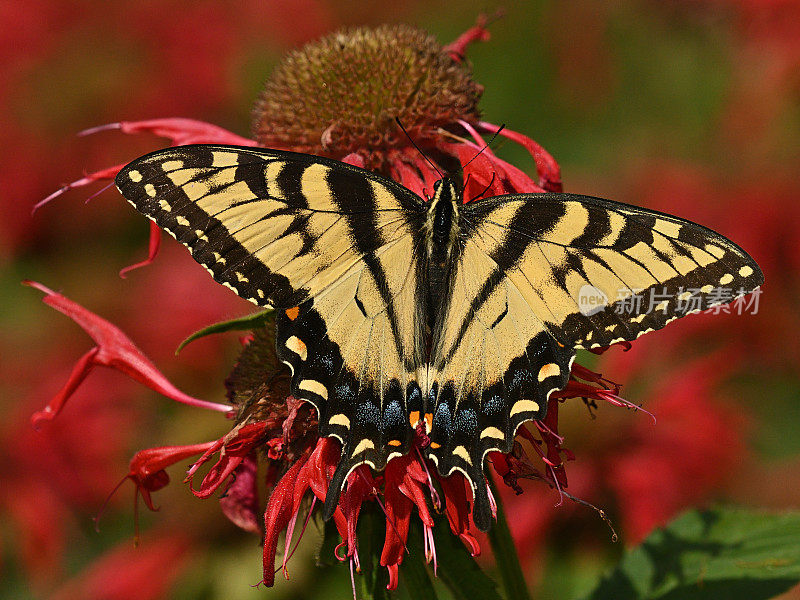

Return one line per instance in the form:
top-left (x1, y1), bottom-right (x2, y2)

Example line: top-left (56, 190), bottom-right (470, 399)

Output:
top-left (285, 306), bottom-right (300, 320)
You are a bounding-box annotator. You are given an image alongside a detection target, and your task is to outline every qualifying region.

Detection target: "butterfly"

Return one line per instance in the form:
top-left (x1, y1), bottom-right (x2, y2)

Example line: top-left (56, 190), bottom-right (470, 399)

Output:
top-left (115, 144), bottom-right (763, 531)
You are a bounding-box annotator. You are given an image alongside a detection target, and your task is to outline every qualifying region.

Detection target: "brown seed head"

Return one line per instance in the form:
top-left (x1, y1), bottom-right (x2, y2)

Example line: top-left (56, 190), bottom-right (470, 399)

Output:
top-left (252, 24), bottom-right (483, 171)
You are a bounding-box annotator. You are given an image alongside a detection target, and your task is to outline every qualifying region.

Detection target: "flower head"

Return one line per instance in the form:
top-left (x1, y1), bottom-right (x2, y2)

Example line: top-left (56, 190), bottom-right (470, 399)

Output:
top-left (252, 25), bottom-right (482, 167)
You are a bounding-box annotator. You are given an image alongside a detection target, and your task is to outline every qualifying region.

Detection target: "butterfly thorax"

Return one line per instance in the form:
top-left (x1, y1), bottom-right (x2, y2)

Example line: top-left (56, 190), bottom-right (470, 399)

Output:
top-left (425, 177), bottom-right (461, 272)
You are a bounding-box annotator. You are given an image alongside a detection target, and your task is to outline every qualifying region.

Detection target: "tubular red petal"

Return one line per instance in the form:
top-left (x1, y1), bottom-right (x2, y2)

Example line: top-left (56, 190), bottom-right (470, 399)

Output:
top-left (187, 423), bottom-right (267, 498)
top-left (31, 348), bottom-right (99, 428)
top-left (119, 221), bottom-right (162, 278)
top-left (389, 159), bottom-right (427, 198)
top-left (126, 442), bottom-right (214, 511)
top-left (395, 146), bottom-right (442, 199)
top-left (444, 14), bottom-right (492, 61)
top-left (262, 453), bottom-right (309, 587)
top-left (304, 438), bottom-right (349, 541)
top-left (129, 443), bottom-right (216, 478)
top-left (32, 165), bottom-right (124, 213)
top-left (456, 120), bottom-right (544, 194)
top-left (220, 454), bottom-right (261, 534)
top-left (396, 457), bottom-right (435, 527)
top-left (116, 118), bottom-right (257, 147)
top-left (341, 466), bottom-right (375, 556)
top-left (379, 459), bottom-right (414, 573)
top-left (385, 563), bottom-right (400, 591)
top-left (444, 142), bottom-right (507, 198)
top-left (25, 281), bottom-right (232, 415)
top-left (438, 472), bottom-right (481, 556)
top-left (480, 121), bottom-right (562, 192)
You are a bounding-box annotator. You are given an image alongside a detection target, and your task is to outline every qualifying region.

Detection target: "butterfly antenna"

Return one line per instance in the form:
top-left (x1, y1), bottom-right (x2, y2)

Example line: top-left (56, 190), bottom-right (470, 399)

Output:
top-left (395, 117), bottom-right (444, 179)
top-left (470, 171), bottom-right (496, 202)
top-left (460, 123), bottom-right (506, 173)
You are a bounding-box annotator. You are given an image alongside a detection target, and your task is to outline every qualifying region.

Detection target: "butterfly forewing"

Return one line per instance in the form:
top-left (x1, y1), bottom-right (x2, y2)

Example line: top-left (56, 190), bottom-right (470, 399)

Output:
top-left (463, 193), bottom-right (763, 348)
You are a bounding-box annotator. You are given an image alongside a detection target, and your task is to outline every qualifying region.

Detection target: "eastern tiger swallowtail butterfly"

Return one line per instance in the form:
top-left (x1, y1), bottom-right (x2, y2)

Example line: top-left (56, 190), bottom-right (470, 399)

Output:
top-left (115, 144), bottom-right (763, 531)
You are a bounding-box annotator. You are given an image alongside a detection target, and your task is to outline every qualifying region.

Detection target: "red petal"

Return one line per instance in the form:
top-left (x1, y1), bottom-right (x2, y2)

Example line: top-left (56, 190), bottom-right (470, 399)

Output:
top-left (219, 454), bottom-right (261, 535)
top-left (312, 439), bottom-right (350, 540)
top-left (82, 118), bottom-right (257, 147)
top-left (30, 348), bottom-right (99, 429)
top-left (444, 14), bottom-right (492, 61)
top-left (386, 563), bottom-right (400, 591)
top-left (119, 118), bottom-right (257, 146)
top-left (26, 281), bottom-right (232, 420)
top-left (306, 438), bottom-right (347, 528)
top-left (119, 221), bottom-right (162, 278)
top-left (480, 122), bottom-right (563, 192)
top-left (187, 422), bottom-right (267, 498)
top-left (438, 472), bottom-right (481, 556)
top-left (32, 165), bottom-right (123, 213)
top-left (262, 453), bottom-right (309, 587)
top-left (380, 457), bottom-right (414, 571)
top-left (340, 466), bottom-right (375, 556)
top-left (392, 146), bottom-right (442, 199)
top-left (457, 119), bottom-right (542, 195)
top-left (397, 457), bottom-right (435, 526)
top-left (128, 442), bottom-right (215, 511)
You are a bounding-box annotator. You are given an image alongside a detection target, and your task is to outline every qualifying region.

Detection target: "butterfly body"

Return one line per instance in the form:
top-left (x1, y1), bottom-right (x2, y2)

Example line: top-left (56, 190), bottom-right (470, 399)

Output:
top-left (116, 144), bottom-right (762, 530)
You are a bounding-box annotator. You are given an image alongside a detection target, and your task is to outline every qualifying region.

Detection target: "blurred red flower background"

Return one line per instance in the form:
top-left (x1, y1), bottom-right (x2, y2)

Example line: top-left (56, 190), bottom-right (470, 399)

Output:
top-left (3, 1), bottom-right (799, 599)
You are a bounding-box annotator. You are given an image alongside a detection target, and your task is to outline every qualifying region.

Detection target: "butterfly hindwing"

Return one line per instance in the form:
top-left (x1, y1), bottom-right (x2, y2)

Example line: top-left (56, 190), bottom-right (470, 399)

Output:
top-left (115, 145), bottom-right (428, 514)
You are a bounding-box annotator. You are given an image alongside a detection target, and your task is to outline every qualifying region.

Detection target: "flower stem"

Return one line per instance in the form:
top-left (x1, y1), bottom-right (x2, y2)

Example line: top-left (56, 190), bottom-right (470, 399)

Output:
top-left (487, 477), bottom-right (533, 600)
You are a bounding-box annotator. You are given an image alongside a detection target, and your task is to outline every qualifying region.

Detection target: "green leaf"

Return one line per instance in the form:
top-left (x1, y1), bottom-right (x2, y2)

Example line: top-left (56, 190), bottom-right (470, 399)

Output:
top-left (175, 310), bottom-right (273, 354)
top-left (582, 507), bottom-right (800, 600)
top-left (486, 478), bottom-right (533, 600)
top-left (433, 515), bottom-right (503, 600)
